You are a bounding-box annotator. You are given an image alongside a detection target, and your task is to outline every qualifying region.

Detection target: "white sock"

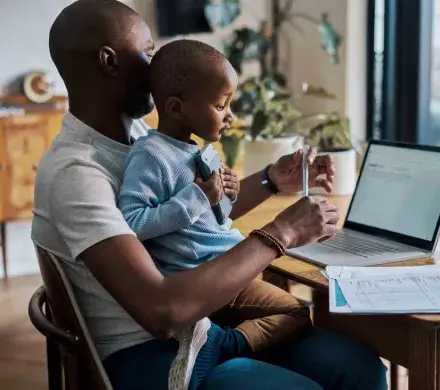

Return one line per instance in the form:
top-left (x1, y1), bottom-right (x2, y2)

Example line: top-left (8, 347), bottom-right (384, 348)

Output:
top-left (168, 317), bottom-right (211, 390)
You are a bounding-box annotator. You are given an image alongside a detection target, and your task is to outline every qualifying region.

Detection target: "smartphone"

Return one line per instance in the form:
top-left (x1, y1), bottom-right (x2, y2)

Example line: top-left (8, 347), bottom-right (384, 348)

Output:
top-left (194, 144), bottom-right (233, 225)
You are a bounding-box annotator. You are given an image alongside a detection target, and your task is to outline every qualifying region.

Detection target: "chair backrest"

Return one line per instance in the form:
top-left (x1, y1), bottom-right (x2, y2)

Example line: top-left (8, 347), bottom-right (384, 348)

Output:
top-left (33, 245), bottom-right (113, 390)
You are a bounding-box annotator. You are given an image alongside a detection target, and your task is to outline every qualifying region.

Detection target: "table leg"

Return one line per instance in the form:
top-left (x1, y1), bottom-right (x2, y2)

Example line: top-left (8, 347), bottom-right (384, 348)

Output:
top-left (390, 363), bottom-right (400, 390)
top-left (408, 324), bottom-right (436, 390)
top-left (0, 222), bottom-right (6, 280)
top-left (437, 329), bottom-right (440, 390)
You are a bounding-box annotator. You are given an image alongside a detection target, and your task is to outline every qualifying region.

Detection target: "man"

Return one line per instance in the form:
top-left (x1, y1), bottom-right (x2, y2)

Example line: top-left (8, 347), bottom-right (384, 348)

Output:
top-left (32, 0), bottom-right (387, 389)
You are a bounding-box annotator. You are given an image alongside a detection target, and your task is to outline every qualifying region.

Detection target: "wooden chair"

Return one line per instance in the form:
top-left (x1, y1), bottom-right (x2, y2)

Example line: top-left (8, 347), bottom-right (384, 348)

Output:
top-left (28, 245), bottom-right (113, 390)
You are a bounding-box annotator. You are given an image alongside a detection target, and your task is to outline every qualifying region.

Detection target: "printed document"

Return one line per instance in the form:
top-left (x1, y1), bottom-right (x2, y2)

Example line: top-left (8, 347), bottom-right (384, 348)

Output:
top-left (327, 265), bottom-right (440, 314)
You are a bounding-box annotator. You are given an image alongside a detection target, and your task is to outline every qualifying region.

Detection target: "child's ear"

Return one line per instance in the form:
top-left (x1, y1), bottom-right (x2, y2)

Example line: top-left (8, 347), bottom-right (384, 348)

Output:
top-left (165, 96), bottom-right (184, 120)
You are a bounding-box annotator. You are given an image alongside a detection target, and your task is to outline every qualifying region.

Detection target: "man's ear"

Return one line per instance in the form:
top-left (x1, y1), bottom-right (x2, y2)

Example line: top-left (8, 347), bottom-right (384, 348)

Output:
top-left (99, 46), bottom-right (118, 78)
top-left (165, 96), bottom-right (185, 120)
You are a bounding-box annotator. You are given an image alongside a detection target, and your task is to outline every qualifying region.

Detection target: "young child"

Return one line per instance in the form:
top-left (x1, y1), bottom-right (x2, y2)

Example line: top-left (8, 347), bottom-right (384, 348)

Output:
top-left (118, 39), bottom-right (310, 384)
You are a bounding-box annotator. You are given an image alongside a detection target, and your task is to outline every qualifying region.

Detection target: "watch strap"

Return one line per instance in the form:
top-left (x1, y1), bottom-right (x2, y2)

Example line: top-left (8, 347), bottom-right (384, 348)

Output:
top-left (261, 164), bottom-right (279, 194)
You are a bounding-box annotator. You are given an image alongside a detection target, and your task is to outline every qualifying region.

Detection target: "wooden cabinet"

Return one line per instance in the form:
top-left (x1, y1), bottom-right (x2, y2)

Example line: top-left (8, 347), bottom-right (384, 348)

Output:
top-left (0, 103), bottom-right (65, 279)
top-left (0, 129), bottom-right (5, 223)
top-left (0, 115), bottom-right (49, 220)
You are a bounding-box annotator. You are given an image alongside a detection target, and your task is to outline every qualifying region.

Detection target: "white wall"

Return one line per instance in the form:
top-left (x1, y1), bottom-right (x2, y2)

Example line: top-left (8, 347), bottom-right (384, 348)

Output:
top-left (0, 0), bottom-right (268, 94)
top-left (0, 0), bottom-right (347, 108)
top-left (0, 0), bottom-right (74, 95)
top-left (345, 0), bottom-right (367, 144)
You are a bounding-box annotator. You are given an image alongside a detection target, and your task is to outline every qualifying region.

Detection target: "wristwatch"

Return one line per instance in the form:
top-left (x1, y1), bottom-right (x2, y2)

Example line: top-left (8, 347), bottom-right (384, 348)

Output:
top-left (261, 164), bottom-right (279, 195)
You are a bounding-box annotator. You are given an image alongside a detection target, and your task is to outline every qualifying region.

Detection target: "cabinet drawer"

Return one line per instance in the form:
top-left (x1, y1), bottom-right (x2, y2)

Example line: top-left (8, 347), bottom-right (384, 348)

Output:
top-left (1, 115), bottom-right (48, 220)
top-left (0, 130), bottom-right (5, 221)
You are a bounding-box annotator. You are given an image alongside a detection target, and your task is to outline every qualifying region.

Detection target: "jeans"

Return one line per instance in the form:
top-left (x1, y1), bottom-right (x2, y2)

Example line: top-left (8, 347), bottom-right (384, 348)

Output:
top-left (104, 327), bottom-right (388, 390)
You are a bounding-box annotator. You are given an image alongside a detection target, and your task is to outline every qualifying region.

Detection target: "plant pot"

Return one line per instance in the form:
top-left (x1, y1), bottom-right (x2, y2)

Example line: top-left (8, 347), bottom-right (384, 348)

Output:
top-left (243, 135), bottom-right (303, 177)
top-left (310, 148), bottom-right (357, 196)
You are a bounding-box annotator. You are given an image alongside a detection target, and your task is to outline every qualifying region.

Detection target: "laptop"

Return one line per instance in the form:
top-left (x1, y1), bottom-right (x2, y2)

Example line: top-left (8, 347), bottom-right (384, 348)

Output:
top-left (287, 140), bottom-right (440, 267)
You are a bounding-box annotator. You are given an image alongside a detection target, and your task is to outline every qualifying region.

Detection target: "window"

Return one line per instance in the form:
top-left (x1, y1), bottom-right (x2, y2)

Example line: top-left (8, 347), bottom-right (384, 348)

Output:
top-left (367, 0), bottom-right (438, 145)
top-left (430, 0), bottom-right (440, 145)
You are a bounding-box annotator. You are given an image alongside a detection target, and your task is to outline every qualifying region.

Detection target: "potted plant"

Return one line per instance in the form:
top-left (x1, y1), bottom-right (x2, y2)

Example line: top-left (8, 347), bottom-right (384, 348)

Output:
top-left (218, 1), bottom-right (344, 177)
top-left (229, 75), bottom-right (304, 176)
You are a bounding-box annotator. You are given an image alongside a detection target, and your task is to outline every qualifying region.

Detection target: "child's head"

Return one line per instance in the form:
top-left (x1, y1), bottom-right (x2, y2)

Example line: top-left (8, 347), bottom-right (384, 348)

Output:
top-left (149, 39), bottom-right (238, 142)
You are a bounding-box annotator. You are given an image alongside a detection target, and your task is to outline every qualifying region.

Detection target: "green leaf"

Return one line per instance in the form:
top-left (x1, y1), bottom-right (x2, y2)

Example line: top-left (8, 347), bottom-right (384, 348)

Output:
top-left (273, 72), bottom-right (287, 87)
top-left (301, 83), bottom-right (337, 99)
top-left (250, 110), bottom-right (269, 140)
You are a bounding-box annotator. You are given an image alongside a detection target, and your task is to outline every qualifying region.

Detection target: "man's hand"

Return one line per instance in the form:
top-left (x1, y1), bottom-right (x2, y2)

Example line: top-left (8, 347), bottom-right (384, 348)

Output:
top-left (264, 196), bottom-right (339, 248)
top-left (220, 165), bottom-right (240, 200)
top-left (195, 171), bottom-right (223, 206)
top-left (268, 148), bottom-right (335, 194)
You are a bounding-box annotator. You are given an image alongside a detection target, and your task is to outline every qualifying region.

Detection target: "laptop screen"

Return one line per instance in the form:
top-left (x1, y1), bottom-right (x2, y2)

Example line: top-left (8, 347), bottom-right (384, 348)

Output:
top-left (345, 142), bottom-right (440, 250)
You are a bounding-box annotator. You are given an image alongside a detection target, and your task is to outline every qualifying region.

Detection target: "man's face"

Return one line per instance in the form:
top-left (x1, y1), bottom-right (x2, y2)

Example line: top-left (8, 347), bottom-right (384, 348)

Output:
top-left (120, 18), bottom-right (155, 119)
top-left (183, 62), bottom-right (238, 142)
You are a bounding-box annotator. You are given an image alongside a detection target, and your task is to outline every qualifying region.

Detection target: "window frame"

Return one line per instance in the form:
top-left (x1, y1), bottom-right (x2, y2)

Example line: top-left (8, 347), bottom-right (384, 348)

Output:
top-left (366, 0), bottom-right (434, 144)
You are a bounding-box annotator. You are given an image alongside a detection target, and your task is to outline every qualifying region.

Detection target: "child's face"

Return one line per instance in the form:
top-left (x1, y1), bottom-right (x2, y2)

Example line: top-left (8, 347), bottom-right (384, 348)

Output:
top-left (183, 61), bottom-right (238, 143)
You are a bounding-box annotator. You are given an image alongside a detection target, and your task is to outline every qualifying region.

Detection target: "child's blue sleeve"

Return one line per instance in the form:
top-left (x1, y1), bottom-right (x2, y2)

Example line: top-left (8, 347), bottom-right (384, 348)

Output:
top-left (118, 146), bottom-right (211, 241)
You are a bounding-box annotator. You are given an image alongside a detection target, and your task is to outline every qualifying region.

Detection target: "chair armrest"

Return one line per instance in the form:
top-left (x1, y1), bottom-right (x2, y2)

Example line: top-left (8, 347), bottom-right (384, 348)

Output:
top-left (28, 286), bottom-right (79, 347)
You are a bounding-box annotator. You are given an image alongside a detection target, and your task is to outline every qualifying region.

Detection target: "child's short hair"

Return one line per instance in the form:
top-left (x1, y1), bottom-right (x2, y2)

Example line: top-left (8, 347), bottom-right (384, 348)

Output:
top-left (149, 39), bottom-right (228, 110)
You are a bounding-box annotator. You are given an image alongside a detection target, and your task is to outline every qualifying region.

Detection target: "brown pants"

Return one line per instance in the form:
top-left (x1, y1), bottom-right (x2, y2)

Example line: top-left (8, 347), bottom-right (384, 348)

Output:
top-left (210, 279), bottom-right (311, 352)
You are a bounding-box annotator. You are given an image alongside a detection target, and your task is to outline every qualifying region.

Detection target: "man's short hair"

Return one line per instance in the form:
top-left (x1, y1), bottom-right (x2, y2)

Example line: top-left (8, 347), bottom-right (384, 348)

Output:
top-left (49, 0), bottom-right (138, 83)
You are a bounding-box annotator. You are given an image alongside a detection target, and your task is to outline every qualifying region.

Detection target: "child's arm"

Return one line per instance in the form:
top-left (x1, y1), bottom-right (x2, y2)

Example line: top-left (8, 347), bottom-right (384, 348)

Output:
top-left (118, 146), bottom-right (213, 241)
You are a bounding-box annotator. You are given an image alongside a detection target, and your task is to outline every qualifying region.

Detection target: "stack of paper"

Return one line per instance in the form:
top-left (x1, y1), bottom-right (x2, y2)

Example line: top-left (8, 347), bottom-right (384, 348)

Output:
top-left (325, 265), bottom-right (440, 314)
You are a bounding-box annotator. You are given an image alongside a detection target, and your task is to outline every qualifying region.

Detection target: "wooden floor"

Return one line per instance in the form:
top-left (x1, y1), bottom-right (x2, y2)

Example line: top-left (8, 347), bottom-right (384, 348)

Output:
top-left (0, 275), bottom-right (409, 390)
top-left (0, 275), bottom-right (47, 390)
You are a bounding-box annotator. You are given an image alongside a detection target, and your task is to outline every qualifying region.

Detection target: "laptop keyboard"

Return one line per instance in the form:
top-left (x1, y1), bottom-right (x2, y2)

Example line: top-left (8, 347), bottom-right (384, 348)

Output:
top-left (321, 230), bottom-right (407, 258)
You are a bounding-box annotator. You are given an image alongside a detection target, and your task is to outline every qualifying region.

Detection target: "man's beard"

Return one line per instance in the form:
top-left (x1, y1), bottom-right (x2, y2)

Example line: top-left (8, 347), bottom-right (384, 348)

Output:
top-left (125, 93), bottom-right (155, 119)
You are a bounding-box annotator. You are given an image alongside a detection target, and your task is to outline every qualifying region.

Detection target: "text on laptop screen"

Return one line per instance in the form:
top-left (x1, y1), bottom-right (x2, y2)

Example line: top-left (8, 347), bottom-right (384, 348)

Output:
top-left (346, 144), bottom-right (440, 241)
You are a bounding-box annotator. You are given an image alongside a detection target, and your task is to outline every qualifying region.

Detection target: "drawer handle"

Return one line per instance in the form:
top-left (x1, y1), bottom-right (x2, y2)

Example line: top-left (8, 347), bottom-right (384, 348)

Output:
top-left (32, 164), bottom-right (38, 171)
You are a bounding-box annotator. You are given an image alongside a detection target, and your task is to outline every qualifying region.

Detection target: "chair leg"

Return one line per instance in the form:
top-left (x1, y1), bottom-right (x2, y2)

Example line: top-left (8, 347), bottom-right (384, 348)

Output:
top-left (390, 363), bottom-right (400, 390)
top-left (0, 222), bottom-right (7, 280)
top-left (46, 306), bottom-right (63, 390)
top-left (47, 338), bottom-right (63, 390)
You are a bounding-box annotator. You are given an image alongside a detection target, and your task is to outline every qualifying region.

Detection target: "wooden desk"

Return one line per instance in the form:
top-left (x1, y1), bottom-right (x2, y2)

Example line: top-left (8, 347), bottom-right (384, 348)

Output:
top-left (233, 194), bottom-right (440, 390)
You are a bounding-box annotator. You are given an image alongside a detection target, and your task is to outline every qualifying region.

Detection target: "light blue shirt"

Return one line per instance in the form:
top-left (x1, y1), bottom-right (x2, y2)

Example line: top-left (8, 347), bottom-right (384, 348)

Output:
top-left (118, 130), bottom-right (244, 275)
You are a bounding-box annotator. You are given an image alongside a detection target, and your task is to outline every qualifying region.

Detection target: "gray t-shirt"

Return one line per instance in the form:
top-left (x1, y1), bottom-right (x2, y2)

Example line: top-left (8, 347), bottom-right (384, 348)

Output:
top-left (31, 112), bottom-right (153, 359)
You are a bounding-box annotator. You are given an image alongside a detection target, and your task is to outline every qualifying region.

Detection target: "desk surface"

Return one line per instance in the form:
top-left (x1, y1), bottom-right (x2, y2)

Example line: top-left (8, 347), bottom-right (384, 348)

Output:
top-left (233, 193), bottom-right (440, 328)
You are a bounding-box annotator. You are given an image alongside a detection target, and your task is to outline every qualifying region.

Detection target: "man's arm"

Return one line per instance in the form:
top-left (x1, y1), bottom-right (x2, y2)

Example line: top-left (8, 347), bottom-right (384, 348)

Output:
top-left (80, 231), bottom-right (280, 339)
top-left (229, 149), bottom-right (336, 220)
top-left (119, 147), bottom-right (211, 240)
top-left (82, 195), bottom-right (339, 339)
top-left (230, 169), bottom-right (272, 220)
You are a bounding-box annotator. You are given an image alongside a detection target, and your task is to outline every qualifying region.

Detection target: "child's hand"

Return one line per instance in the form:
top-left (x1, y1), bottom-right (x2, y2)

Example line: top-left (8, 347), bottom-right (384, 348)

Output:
top-left (220, 165), bottom-right (240, 200)
top-left (195, 171), bottom-right (224, 206)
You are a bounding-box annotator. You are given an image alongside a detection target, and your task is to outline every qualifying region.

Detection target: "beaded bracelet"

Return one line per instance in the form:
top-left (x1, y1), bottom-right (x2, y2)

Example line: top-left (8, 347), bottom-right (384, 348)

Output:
top-left (250, 228), bottom-right (286, 258)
